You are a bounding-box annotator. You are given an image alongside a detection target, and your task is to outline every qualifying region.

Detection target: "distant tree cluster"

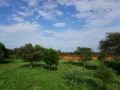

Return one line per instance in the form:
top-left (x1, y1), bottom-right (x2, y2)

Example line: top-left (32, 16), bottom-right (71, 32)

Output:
top-left (16, 43), bottom-right (59, 70)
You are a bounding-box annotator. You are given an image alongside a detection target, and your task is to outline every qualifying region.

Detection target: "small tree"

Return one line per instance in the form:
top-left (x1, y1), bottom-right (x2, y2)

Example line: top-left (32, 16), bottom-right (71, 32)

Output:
top-left (94, 66), bottom-right (116, 90)
top-left (0, 42), bottom-right (6, 60)
top-left (17, 43), bottom-right (44, 68)
top-left (75, 47), bottom-right (92, 66)
top-left (42, 48), bottom-right (59, 71)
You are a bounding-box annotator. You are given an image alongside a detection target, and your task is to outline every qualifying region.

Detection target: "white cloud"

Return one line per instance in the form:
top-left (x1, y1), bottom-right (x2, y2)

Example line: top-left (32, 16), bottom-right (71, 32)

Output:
top-left (40, 0), bottom-right (58, 10)
top-left (38, 10), bottom-right (63, 20)
top-left (54, 22), bottom-right (66, 27)
top-left (0, 21), bottom-right (120, 51)
top-left (38, 10), bottom-right (53, 20)
top-left (35, 15), bottom-right (40, 19)
top-left (57, 0), bottom-right (73, 6)
top-left (42, 25), bottom-right (120, 51)
top-left (1, 0), bottom-right (120, 52)
top-left (54, 10), bottom-right (63, 16)
top-left (0, 0), bottom-right (10, 7)
top-left (17, 11), bottom-right (33, 17)
top-left (8, 14), bottom-right (24, 23)
top-left (20, 6), bottom-right (29, 11)
top-left (32, 0), bottom-right (63, 20)
top-left (0, 21), bottom-right (40, 33)
top-left (71, 0), bottom-right (120, 27)
top-left (0, 21), bottom-right (41, 48)
top-left (22, 0), bottom-right (38, 6)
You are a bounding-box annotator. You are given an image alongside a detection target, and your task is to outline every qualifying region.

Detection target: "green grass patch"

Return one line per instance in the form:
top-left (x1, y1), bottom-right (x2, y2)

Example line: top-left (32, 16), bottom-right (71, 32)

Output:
top-left (0, 59), bottom-right (120, 90)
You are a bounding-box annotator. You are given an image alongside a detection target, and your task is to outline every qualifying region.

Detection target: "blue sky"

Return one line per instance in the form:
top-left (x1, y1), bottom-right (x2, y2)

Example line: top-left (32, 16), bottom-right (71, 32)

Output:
top-left (0, 0), bottom-right (120, 52)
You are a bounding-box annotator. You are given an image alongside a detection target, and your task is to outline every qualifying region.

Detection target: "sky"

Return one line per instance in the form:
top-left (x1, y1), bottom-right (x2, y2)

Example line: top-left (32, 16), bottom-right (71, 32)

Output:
top-left (0, 0), bottom-right (120, 52)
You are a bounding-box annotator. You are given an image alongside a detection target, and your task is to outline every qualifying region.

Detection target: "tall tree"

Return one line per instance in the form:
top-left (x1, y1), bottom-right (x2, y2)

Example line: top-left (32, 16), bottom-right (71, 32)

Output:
top-left (0, 42), bottom-right (6, 60)
top-left (75, 47), bottom-right (93, 66)
top-left (42, 48), bottom-right (59, 71)
top-left (17, 43), bottom-right (44, 68)
top-left (99, 32), bottom-right (120, 59)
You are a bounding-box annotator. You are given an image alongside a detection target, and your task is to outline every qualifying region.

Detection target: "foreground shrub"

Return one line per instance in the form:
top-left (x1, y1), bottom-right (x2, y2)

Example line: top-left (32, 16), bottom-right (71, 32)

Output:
top-left (63, 69), bottom-right (100, 90)
top-left (94, 66), bottom-right (116, 90)
top-left (64, 69), bottom-right (82, 85)
top-left (104, 60), bottom-right (120, 74)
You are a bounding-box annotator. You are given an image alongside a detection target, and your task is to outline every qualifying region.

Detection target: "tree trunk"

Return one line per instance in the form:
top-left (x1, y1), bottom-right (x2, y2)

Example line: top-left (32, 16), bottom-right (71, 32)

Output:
top-left (48, 65), bottom-right (50, 71)
top-left (30, 61), bottom-right (33, 68)
top-left (84, 62), bottom-right (86, 66)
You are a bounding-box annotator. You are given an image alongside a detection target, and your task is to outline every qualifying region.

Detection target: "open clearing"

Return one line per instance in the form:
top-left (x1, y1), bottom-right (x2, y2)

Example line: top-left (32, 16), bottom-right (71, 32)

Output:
top-left (0, 59), bottom-right (120, 90)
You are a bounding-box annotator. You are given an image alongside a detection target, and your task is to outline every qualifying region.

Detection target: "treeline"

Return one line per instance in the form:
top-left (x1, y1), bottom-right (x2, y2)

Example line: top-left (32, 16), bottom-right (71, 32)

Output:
top-left (0, 32), bottom-right (120, 69)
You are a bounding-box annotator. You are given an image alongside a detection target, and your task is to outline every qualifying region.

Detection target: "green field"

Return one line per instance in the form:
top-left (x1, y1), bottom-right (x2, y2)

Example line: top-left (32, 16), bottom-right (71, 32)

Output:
top-left (0, 59), bottom-right (120, 90)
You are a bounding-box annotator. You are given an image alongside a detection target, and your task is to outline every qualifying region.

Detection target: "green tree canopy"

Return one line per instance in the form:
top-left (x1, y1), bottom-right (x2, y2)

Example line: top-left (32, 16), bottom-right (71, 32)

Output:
top-left (0, 42), bottom-right (6, 60)
top-left (75, 47), bottom-right (93, 66)
top-left (99, 32), bottom-right (120, 56)
top-left (17, 43), bottom-right (44, 68)
top-left (42, 48), bottom-right (59, 71)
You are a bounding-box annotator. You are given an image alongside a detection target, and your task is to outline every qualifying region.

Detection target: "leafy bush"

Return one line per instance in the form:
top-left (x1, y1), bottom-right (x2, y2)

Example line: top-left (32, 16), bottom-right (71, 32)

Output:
top-left (104, 60), bottom-right (120, 74)
top-left (94, 66), bottom-right (116, 90)
top-left (64, 69), bottom-right (83, 85)
top-left (63, 69), bottom-right (100, 90)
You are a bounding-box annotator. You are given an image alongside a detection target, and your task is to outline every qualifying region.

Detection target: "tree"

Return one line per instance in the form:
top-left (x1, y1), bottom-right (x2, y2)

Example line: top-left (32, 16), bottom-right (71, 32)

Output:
top-left (34, 44), bottom-right (44, 61)
top-left (75, 47), bottom-right (92, 66)
top-left (98, 51), bottom-right (107, 60)
top-left (0, 42), bottom-right (6, 60)
top-left (17, 43), bottom-right (44, 68)
top-left (99, 32), bottom-right (120, 59)
top-left (5, 48), bottom-right (17, 58)
top-left (58, 49), bottom-right (62, 54)
top-left (42, 48), bottom-right (59, 71)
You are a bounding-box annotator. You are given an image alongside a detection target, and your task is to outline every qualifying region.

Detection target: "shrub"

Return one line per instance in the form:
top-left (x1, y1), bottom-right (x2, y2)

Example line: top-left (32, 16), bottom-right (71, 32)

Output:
top-left (94, 66), bottom-right (116, 90)
top-left (104, 60), bottom-right (120, 74)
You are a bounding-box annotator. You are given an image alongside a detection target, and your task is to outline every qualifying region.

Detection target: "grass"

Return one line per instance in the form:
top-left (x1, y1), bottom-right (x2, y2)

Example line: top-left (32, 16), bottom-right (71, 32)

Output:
top-left (0, 59), bottom-right (120, 90)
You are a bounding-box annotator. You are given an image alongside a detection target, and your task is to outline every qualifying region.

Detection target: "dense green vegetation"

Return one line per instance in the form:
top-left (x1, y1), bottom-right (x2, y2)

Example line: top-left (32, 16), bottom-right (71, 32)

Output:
top-left (0, 59), bottom-right (120, 90)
